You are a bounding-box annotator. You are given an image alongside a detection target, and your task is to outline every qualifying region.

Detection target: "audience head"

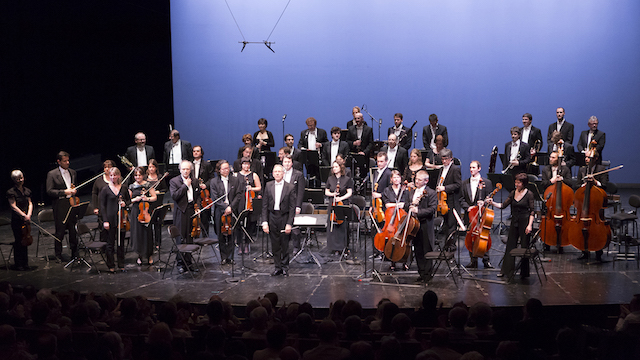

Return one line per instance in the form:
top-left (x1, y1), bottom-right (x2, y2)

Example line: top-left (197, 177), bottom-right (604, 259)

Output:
top-left (430, 328), bottom-right (450, 347)
top-left (524, 298), bottom-right (544, 319)
top-left (250, 306), bottom-right (269, 330)
top-left (391, 313), bottom-right (412, 336)
top-left (120, 297), bottom-right (138, 319)
top-left (422, 290), bottom-right (438, 310)
top-left (449, 306), bottom-right (469, 330)
top-left (266, 323), bottom-right (288, 350)
top-left (469, 302), bottom-right (493, 328)
top-left (317, 319), bottom-right (339, 343)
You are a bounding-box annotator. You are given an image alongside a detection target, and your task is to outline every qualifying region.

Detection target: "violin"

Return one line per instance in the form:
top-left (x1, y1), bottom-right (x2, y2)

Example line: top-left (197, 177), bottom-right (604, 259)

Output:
top-left (200, 179), bottom-right (213, 209)
top-left (437, 176), bottom-right (449, 215)
top-left (21, 221), bottom-right (33, 246)
top-left (69, 184), bottom-right (81, 206)
top-left (245, 176), bottom-right (256, 211)
top-left (540, 160), bottom-right (574, 251)
top-left (374, 183), bottom-right (407, 252)
top-left (221, 213), bottom-right (234, 236)
top-left (329, 184), bottom-right (344, 228)
top-left (191, 202), bottom-right (202, 238)
top-left (118, 195), bottom-right (130, 232)
top-left (385, 187), bottom-right (427, 262)
top-left (464, 182), bottom-right (501, 258)
top-left (372, 183), bottom-right (385, 223)
top-left (138, 200), bottom-right (151, 224)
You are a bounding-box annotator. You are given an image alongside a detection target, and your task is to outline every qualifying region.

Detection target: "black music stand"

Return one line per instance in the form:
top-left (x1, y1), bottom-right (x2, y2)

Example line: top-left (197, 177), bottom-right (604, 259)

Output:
top-left (291, 214), bottom-right (326, 268)
top-left (260, 151), bottom-right (277, 180)
top-left (350, 153), bottom-right (368, 180)
top-left (331, 204), bottom-right (355, 262)
top-left (164, 163), bottom-right (180, 179)
top-left (150, 204), bottom-right (171, 271)
top-left (487, 173), bottom-right (514, 234)
top-left (426, 169), bottom-right (439, 190)
top-left (63, 202), bottom-right (91, 270)
top-left (303, 188), bottom-right (325, 205)
top-left (228, 202), bottom-right (259, 281)
top-left (319, 166), bottom-right (332, 183)
top-left (372, 141), bottom-right (386, 155)
top-left (340, 129), bottom-right (348, 142)
top-left (300, 150), bottom-right (321, 187)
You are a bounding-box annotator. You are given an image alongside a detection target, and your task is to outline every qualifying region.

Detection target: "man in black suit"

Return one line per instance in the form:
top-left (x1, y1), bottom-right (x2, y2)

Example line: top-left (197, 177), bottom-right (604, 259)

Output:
top-left (125, 132), bottom-right (156, 168)
top-left (381, 134), bottom-right (408, 175)
top-left (261, 164), bottom-right (297, 276)
top-left (164, 130), bottom-right (193, 178)
top-left (576, 115), bottom-right (606, 162)
top-left (45, 151), bottom-right (79, 262)
top-left (504, 127), bottom-right (532, 175)
top-left (548, 130), bottom-right (576, 169)
top-left (322, 127), bottom-right (350, 166)
top-left (193, 145), bottom-right (214, 237)
top-left (284, 134), bottom-right (302, 163)
top-left (547, 107), bottom-right (574, 145)
top-left (346, 112), bottom-right (374, 157)
top-left (540, 151), bottom-right (573, 255)
top-left (388, 113), bottom-right (413, 150)
top-left (233, 145), bottom-right (264, 180)
top-left (460, 161), bottom-right (494, 269)
top-left (422, 114), bottom-right (448, 151)
top-left (282, 154), bottom-right (305, 251)
top-left (372, 151), bottom-right (392, 199)
top-left (298, 117), bottom-right (328, 184)
top-left (405, 170), bottom-right (437, 283)
top-left (278, 146), bottom-right (303, 171)
top-left (210, 160), bottom-right (239, 265)
top-left (169, 160), bottom-right (197, 273)
top-left (435, 148), bottom-right (462, 247)
top-left (520, 113), bottom-right (543, 174)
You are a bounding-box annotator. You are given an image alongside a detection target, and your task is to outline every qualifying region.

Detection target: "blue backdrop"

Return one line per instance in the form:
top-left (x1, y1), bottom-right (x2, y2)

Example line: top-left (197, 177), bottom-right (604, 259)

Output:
top-left (170, 0), bottom-right (640, 184)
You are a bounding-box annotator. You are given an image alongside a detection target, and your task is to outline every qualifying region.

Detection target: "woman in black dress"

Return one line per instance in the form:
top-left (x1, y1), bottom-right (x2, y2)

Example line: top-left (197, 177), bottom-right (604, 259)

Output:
top-left (325, 161), bottom-right (353, 255)
top-left (91, 160), bottom-right (116, 242)
top-left (146, 159), bottom-right (168, 250)
top-left (99, 167), bottom-right (130, 273)
top-left (236, 157), bottom-right (262, 254)
top-left (487, 172), bottom-right (535, 278)
top-left (6, 170), bottom-right (33, 271)
top-left (403, 149), bottom-right (427, 186)
top-left (129, 167), bottom-right (157, 266)
top-left (382, 170), bottom-right (410, 271)
top-left (253, 118), bottom-right (275, 153)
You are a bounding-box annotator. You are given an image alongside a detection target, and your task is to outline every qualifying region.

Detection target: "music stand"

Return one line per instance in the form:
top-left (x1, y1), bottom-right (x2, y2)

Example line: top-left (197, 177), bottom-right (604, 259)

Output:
top-left (332, 204), bottom-right (357, 262)
top-left (260, 151), bottom-right (277, 178)
top-left (303, 189), bottom-right (325, 205)
top-left (229, 204), bottom-right (258, 280)
top-left (350, 153), bottom-right (368, 180)
top-left (340, 129), bottom-right (348, 142)
top-left (150, 204), bottom-right (171, 271)
top-left (64, 202), bottom-right (91, 270)
top-left (487, 173), bottom-right (515, 234)
top-left (300, 149), bottom-right (321, 183)
top-left (372, 141), bottom-right (386, 155)
top-left (319, 166), bottom-right (332, 183)
top-left (291, 214), bottom-right (326, 267)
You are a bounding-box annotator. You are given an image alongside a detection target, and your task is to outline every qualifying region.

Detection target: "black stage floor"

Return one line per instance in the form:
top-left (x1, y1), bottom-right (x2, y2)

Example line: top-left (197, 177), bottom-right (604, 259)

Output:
top-left (1, 187), bottom-right (639, 311)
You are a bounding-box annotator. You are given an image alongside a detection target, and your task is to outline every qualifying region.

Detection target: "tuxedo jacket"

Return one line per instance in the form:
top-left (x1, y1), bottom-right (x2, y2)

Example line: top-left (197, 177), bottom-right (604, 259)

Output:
top-left (381, 145), bottom-right (409, 175)
top-left (546, 143), bottom-right (576, 168)
top-left (261, 180), bottom-right (297, 228)
top-left (163, 140), bottom-right (193, 164)
top-left (346, 124), bottom-right (374, 156)
top-left (46, 167), bottom-right (78, 221)
top-left (404, 187), bottom-right (437, 221)
top-left (372, 167), bottom-right (392, 195)
top-left (321, 140), bottom-right (350, 166)
top-left (576, 164), bottom-right (608, 191)
top-left (169, 175), bottom-right (195, 213)
top-left (210, 174), bottom-right (240, 214)
top-left (437, 164), bottom-right (462, 207)
top-left (504, 141), bottom-right (532, 174)
top-left (576, 129), bottom-right (606, 157)
top-left (460, 177), bottom-right (493, 211)
top-left (298, 128), bottom-right (328, 150)
top-left (388, 125), bottom-right (412, 150)
top-left (286, 169), bottom-right (306, 209)
top-left (422, 124), bottom-right (448, 149)
top-left (194, 160), bottom-right (214, 189)
top-left (540, 164), bottom-right (573, 190)
top-left (520, 126), bottom-right (543, 150)
top-left (125, 145), bottom-right (156, 166)
top-left (547, 120), bottom-right (575, 145)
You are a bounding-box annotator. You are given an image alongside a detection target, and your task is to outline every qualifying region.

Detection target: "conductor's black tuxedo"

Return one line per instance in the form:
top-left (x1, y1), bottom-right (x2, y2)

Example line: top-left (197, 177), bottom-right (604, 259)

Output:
top-left (261, 180), bottom-right (297, 272)
top-left (46, 167), bottom-right (79, 258)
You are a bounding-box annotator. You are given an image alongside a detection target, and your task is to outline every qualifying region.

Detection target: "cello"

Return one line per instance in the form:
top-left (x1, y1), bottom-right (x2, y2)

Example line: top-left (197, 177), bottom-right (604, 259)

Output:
top-left (385, 187), bottom-right (428, 262)
top-left (464, 182), bottom-right (502, 258)
top-left (374, 183), bottom-right (408, 252)
top-left (540, 149), bottom-right (574, 251)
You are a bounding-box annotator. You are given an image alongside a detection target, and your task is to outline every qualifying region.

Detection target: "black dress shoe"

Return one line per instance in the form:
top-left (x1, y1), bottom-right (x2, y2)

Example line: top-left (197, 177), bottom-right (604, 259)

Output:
top-left (577, 252), bottom-right (590, 260)
top-left (177, 266), bottom-right (186, 274)
top-left (483, 261), bottom-right (494, 269)
top-left (415, 276), bottom-right (426, 283)
top-left (497, 273), bottom-right (505, 278)
top-left (466, 261), bottom-right (478, 268)
top-left (271, 269), bottom-right (283, 276)
top-left (558, 247), bottom-right (564, 254)
top-left (282, 270), bottom-right (289, 277)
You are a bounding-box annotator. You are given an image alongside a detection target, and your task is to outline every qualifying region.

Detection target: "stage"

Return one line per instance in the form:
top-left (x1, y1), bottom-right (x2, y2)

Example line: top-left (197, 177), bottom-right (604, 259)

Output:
top-left (1, 187), bottom-right (639, 312)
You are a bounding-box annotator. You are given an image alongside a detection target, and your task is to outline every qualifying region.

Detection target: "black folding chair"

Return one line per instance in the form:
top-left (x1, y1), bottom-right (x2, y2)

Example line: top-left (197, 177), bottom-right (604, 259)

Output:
top-left (507, 229), bottom-right (547, 283)
top-left (163, 225), bottom-right (201, 279)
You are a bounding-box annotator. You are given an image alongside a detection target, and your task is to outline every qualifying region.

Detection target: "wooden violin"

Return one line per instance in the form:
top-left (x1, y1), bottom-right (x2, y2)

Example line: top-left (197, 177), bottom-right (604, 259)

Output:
top-left (329, 184), bottom-right (344, 229)
top-left (245, 176), bottom-right (256, 211)
top-left (200, 179), bottom-right (213, 209)
top-left (437, 176), bottom-right (449, 215)
top-left (191, 202), bottom-right (202, 238)
top-left (221, 213), bottom-right (234, 236)
top-left (464, 182), bottom-right (501, 258)
top-left (118, 195), bottom-right (130, 232)
top-left (68, 172), bottom-right (104, 206)
top-left (138, 200), bottom-right (151, 224)
top-left (372, 183), bottom-right (385, 223)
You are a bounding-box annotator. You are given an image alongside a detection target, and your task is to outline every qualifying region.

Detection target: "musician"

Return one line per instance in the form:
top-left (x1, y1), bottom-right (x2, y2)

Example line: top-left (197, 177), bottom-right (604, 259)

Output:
top-left (92, 160), bottom-right (116, 242)
top-left (169, 160), bottom-right (197, 273)
top-left (125, 132), bottom-right (156, 167)
top-left (238, 133), bottom-right (259, 159)
top-left (460, 161), bottom-right (494, 269)
top-left (346, 106), bottom-right (361, 129)
top-left (540, 151), bottom-right (573, 254)
top-left (210, 160), bottom-right (240, 265)
top-left (99, 167), bottom-right (130, 273)
top-left (405, 170), bottom-right (437, 283)
top-left (233, 145), bottom-right (264, 180)
top-left (575, 151), bottom-right (608, 262)
top-left (193, 145), bottom-right (214, 237)
top-left (335, 153), bottom-right (352, 178)
top-left (253, 118), bottom-right (275, 153)
top-left (436, 149), bottom-right (462, 247)
top-left (146, 159), bottom-right (167, 250)
top-left (234, 157), bottom-right (262, 255)
top-left (322, 127), bottom-right (349, 166)
top-left (278, 146), bottom-right (303, 171)
top-left (7, 170), bottom-right (33, 271)
top-left (404, 149), bottom-right (427, 186)
top-left (576, 116), bottom-right (606, 162)
top-left (284, 134), bottom-right (302, 163)
top-left (547, 107), bottom-right (574, 145)
top-left (504, 127), bottom-right (531, 175)
top-left (547, 130), bottom-right (576, 169)
top-left (487, 172), bottom-right (535, 279)
top-left (298, 117), bottom-right (328, 182)
top-left (381, 134), bottom-right (408, 175)
top-left (422, 114), bottom-right (448, 152)
top-left (521, 113), bottom-right (543, 174)
top-left (424, 135), bottom-right (445, 169)
top-left (45, 151), bottom-right (79, 262)
top-left (372, 152), bottom-right (392, 203)
top-left (388, 113), bottom-right (412, 150)
top-left (346, 112), bottom-right (374, 157)
top-left (381, 170), bottom-right (410, 271)
top-left (325, 161), bottom-right (353, 255)
top-left (128, 167), bottom-right (157, 266)
top-left (282, 155), bottom-right (305, 251)
top-left (163, 129), bottom-right (194, 165)
top-left (261, 164), bottom-right (297, 277)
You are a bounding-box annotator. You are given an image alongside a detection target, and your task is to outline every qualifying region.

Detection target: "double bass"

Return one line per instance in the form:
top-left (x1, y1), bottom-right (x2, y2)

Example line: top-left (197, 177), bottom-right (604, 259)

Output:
top-left (567, 175), bottom-right (609, 252)
top-left (464, 182), bottom-right (502, 258)
top-left (540, 149), bottom-right (574, 251)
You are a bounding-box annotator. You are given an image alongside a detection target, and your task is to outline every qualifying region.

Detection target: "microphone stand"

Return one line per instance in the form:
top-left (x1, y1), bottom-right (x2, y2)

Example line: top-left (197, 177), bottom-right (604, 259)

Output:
top-left (362, 105), bottom-right (382, 141)
top-left (282, 114), bottom-right (287, 147)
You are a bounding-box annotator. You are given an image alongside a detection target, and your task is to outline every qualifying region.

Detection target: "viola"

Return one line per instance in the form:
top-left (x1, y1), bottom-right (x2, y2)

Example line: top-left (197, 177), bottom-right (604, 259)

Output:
top-left (21, 221), bottom-right (33, 246)
top-left (329, 184), bottom-right (344, 227)
top-left (385, 187), bottom-right (427, 262)
top-left (191, 203), bottom-right (202, 238)
top-left (138, 201), bottom-right (151, 224)
top-left (372, 183), bottom-right (385, 223)
top-left (221, 213), bottom-right (234, 236)
top-left (437, 176), bottom-right (449, 216)
top-left (245, 176), bottom-right (256, 211)
top-left (464, 182), bottom-right (501, 258)
top-left (540, 166), bottom-right (574, 250)
top-left (200, 179), bottom-right (213, 209)
top-left (567, 174), bottom-right (610, 252)
top-left (117, 194), bottom-right (130, 231)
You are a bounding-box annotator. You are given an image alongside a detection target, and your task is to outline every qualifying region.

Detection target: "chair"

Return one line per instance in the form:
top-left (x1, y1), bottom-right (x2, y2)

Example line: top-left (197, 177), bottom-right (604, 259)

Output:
top-left (76, 222), bottom-right (107, 273)
top-left (36, 209), bottom-right (59, 261)
top-left (193, 236), bottom-right (221, 270)
top-left (611, 194), bottom-right (640, 268)
top-left (0, 217), bottom-right (13, 270)
top-left (507, 229), bottom-right (547, 283)
top-left (424, 230), bottom-right (460, 286)
top-left (163, 225), bottom-right (201, 279)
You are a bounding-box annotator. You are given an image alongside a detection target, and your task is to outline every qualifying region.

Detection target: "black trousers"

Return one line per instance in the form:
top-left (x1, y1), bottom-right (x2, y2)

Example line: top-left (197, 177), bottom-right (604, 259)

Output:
top-left (267, 210), bottom-right (291, 271)
top-left (501, 215), bottom-right (530, 276)
top-left (105, 225), bottom-right (126, 269)
top-left (53, 212), bottom-right (78, 257)
top-left (414, 218), bottom-right (435, 277)
top-left (11, 221), bottom-right (29, 268)
top-left (174, 203), bottom-right (195, 266)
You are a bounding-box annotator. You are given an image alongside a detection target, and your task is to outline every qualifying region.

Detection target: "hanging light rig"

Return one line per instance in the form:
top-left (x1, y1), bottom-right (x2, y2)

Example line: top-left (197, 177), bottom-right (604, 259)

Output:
top-left (239, 41), bottom-right (276, 53)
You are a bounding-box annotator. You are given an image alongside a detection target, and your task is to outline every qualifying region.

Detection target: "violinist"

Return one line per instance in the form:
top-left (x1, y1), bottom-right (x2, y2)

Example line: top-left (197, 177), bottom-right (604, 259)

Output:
top-left (129, 167), bottom-right (157, 266)
top-left (253, 118), bottom-right (275, 153)
top-left (335, 153), bottom-right (352, 178)
top-left (235, 157), bottom-right (262, 254)
top-left (146, 159), bottom-right (167, 249)
top-left (169, 160), bottom-right (197, 274)
top-left (540, 151), bottom-right (573, 254)
top-left (381, 170), bottom-right (410, 271)
top-left (7, 170), bottom-right (33, 271)
top-left (99, 167), bottom-right (130, 273)
top-left (372, 152), bottom-right (392, 208)
top-left (210, 160), bottom-right (240, 265)
top-left (547, 130), bottom-right (576, 169)
top-left (405, 170), bottom-right (437, 283)
top-left (424, 135), bottom-right (445, 170)
top-left (193, 145), bottom-right (214, 237)
top-left (45, 151), bottom-right (79, 262)
top-left (321, 127), bottom-right (349, 166)
top-left (575, 151), bottom-right (608, 262)
top-left (487, 172), bottom-right (535, 279)
top-left (435, 149), bottom-right (461, 248)
top-left (325, 160), bottom-right (353, 256)
top-left (503, 127), bottom-right (531, 175)
top-left (403, 149), bottom-right (427, 186)
top-left (460, 161), bottom-right (494, 269)
top-left (91, 160), bottom-right (116, 242)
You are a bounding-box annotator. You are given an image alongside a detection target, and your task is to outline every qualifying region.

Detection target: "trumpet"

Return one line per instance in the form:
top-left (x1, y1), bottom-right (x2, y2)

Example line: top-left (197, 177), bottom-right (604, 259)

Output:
top-left (530, 139), bottom-right (542, 166)
top-left (502, 152), bottom-right (521, 174)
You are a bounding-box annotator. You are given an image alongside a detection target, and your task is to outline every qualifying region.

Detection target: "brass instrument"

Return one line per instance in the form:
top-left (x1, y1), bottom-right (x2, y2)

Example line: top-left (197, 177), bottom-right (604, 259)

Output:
top-left (530, 139), bottom-right (542, 166)
top-left (502, 151), bottom-right (521, 174)
top-left (118, 154), bottom-right (134, 169)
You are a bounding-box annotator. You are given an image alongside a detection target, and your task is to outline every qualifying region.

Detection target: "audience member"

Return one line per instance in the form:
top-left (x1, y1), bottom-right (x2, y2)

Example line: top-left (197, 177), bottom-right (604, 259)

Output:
top-left (302, 320), bottom-right (349, 360)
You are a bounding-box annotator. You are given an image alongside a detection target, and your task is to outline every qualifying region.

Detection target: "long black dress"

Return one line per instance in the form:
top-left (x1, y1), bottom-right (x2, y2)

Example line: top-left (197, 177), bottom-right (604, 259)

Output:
top-left (235, 171), bottom-right (259, 249)
top-left (129, 182), bottom-right (152, 261)
top-left (326, 175), bottom-right (353, 252)
top-left (147, 175), bottom-right (168, 249)
top-left (500, 189), bottom-right (535, 277)
top-left (6, 185), bottom-right (31, 269)
top-left (99, 185), bottom-right (130, 269)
